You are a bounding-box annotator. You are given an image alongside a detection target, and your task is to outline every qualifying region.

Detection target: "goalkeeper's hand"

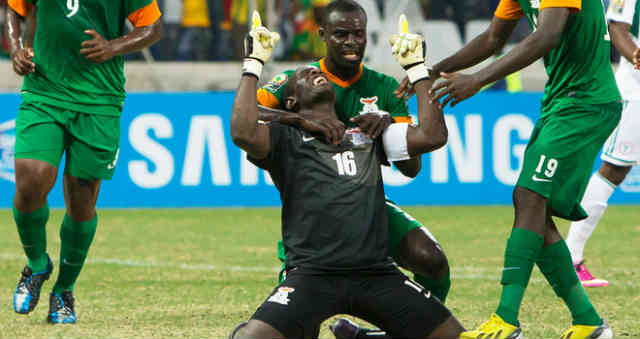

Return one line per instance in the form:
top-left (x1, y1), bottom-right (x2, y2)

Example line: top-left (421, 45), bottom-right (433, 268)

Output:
top-left (389, 14), bottom-right (430, 84)
top-left (243, 11), bottom-right (280, 79)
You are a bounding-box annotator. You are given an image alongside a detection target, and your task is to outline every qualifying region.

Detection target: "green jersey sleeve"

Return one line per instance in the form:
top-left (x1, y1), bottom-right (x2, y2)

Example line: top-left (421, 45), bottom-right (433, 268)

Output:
top-left (381, 76), bottom-right (410, 120)
top-left (257, 71), bottom-right (295, 109)
top-left (126, 0), bottom-right (154, 16)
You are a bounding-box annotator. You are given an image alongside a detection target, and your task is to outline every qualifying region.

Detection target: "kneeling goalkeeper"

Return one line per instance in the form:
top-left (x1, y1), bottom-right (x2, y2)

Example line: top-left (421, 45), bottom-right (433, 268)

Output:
top-left (228, 12), bottom-right (464, 339)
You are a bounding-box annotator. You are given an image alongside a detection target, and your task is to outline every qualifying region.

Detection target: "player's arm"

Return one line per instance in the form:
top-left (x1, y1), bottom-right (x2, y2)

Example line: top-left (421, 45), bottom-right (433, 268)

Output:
top-left (431, 17), bottom-right (519, 78)
top-left (80, 1), bottom-right (162, 63)
top-left (232, 76), bottom-right (272, 159)
top-left (610, 21), bottom-right (640, 68)
top-left (231, 12), bottom-right (280, 159)
top-left (432, 7), bottom-right (572, 108)
top-left (5, 0), bottom-right (35, 75)
top-left (383, 15), bottom-right (447, 165)
top-left (394, 0), bottom-right (520, 99)
top-left (256, 103), bottom-right (346, 144)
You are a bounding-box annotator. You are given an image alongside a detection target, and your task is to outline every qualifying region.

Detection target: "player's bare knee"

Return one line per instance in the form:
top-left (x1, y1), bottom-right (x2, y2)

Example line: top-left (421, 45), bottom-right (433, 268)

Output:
top-left (599, 162), bottom-right (632, 186)
top-left (405, 239), bottom-right (449, 280)
top-left (65, 177), bottom-right (100, 221)
top-left (14, 161), bottom-right (57, 210)
top-left (66, 197), bottom-right (97, 221)
top-left (235, 320), bottom-right (284, 339)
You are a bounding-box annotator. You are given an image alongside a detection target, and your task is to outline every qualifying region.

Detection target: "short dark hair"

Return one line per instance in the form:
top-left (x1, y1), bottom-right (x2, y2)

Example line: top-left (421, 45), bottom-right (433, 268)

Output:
top-left (323, 0), bottom-right (367, 26)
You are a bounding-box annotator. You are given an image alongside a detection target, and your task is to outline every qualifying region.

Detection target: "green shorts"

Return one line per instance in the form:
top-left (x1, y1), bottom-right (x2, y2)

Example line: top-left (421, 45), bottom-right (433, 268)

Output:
top-left (276, 198), bottom-right (429, 281)
top-left (516, 101), bottom-right (622, 221)
top-left (15, 100), bottom-right (121, 181)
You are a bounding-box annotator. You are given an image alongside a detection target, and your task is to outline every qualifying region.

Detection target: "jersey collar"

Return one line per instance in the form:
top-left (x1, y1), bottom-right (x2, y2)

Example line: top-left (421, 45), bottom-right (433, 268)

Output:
top-left (319, 58), bottom-right (364, 88)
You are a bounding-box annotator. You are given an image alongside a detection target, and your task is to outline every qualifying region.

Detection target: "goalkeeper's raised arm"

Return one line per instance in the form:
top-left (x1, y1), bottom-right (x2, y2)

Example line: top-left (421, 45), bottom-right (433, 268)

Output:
top-left (383, 15), bottom-right (448, 163)
top-left (230, 12), bottom-right (279, 159)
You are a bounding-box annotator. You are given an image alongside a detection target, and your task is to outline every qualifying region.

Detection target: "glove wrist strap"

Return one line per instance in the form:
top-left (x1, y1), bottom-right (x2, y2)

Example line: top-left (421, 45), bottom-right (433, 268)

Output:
top-left (242, 58), bottom-right (264, 79)
top-left (405, 62), bottom-right (430, 84)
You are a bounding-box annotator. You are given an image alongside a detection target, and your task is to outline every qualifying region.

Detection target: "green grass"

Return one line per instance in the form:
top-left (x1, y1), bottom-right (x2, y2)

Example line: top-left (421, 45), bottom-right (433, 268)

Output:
top-left (0, 206), bottom-right (638, 338)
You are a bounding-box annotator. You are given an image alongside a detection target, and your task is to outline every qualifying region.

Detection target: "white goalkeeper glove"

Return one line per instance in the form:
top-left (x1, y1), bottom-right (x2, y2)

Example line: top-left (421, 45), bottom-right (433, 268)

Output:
top-left (389, 14), bottom-right (430, 84)
top-left (243, 11), bottom-right (280, 79)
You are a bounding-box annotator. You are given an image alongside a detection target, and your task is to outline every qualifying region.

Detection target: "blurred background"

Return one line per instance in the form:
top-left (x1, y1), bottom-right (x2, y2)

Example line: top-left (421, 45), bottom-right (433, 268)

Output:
top-left (0, 0), bottom-right (544, 92)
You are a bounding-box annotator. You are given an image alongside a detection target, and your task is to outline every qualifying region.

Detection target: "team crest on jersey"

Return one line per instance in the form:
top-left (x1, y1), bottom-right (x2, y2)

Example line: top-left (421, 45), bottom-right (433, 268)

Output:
top-left (359, 96), bottom-right (380, 113)
top-left (530, 0), bottom-right (540, 9)
top-left (0, 119), bottom-right (16, 183)
top-left (267, 286), bottom-right (295, 305)
top-left (264, 73), bottom-right (289, 93)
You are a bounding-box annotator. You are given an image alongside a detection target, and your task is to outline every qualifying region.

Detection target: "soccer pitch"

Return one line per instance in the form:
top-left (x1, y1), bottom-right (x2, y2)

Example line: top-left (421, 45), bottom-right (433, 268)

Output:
top-left (0, 206), bottom-right (638, 338)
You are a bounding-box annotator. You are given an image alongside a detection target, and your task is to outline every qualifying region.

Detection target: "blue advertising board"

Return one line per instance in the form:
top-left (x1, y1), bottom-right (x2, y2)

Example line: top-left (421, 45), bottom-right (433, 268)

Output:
top-left (1, 92), bottom-right (639, 207)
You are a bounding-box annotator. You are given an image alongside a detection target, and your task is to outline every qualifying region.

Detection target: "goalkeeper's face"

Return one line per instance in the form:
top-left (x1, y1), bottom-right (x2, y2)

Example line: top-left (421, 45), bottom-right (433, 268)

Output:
top-left (320, 10), bottom-right (367, 68)
top-left (287, 66), bottom-right (336, 112)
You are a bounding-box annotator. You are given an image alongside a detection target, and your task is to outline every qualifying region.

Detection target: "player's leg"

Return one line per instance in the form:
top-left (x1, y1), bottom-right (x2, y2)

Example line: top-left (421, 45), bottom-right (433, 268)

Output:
top-left (566, 99), bottom-right (639, 287)
top-left (537, 216), bottom-right (612, 339)
top-left (385, 199), bottom-right (451, 303)
top-left (566, 163), bottom-right (629, 287)
top-left (331, 200), bottom-right (451, 338)
top-left (462, 121), bottom-right (550, 339)
top-left (48, 112), bottom-right (120, 324)
top-left (349, 270), bottom-right (464, 339)
top-left (232, 319), bottom-right (284, 339)
top-left (12, 101), bottom-right (65, 314)
top-left (241, 270), bottom-right (344, 338)
top-left (531, 102), bottom-right (620, 337)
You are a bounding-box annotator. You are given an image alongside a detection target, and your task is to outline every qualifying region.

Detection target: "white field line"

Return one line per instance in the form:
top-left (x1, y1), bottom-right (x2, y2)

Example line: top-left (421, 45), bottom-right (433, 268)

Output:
top-left (0, 253), bottom-right (637, 285)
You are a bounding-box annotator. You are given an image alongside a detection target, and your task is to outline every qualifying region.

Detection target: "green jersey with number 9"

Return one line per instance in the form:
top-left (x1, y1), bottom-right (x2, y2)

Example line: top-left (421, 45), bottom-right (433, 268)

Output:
top-left (10, 0), bottom-right (161, 116)
top-left (495, 0), bottom-right (621, 116)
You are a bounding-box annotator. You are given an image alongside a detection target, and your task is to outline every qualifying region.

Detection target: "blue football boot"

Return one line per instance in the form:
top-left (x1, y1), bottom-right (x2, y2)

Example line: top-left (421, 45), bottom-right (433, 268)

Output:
top-left (13, 255), bottom-right (53, 314)
top-left (47, 291), bottom-right (77, 324)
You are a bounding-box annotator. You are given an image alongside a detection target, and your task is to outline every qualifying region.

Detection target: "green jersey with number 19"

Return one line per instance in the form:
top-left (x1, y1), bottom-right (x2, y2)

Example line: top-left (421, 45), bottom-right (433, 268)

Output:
top-left (16, 0), bottom-right (161, 116)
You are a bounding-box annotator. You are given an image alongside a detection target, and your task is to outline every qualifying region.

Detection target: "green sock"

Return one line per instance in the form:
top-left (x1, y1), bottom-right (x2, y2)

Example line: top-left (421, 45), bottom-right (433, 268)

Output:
top-left (13, 204), bottom-right (50, 272)
top-left (536, 240), bottom-right (601, 326)
top-left (495, 228), bottom-right (543, 326)
top-left (52, 214), bottom-right (98, 294)
top-left (414, 270), bottom-right (451, 304)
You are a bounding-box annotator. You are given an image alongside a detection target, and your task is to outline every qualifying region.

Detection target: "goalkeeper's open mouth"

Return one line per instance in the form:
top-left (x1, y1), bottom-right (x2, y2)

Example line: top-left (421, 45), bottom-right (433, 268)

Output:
top-left (313, 75), bottom-right (329, 87)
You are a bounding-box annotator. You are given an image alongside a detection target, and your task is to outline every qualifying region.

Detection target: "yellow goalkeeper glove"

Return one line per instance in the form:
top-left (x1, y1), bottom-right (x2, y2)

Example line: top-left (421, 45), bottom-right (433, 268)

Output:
top-left (243, 11), bottom-right (280, 79)
top-left (389, 14), bottom-right (430, 84)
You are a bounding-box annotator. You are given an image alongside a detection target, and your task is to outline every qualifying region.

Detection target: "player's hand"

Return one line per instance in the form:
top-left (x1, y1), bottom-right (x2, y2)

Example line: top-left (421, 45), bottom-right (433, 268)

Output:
top-left (429, 72), bottom-right (483, 109)
top-left (11, 47), bottom-right (35, 76)
top-left (80, 30), bottom-right (116, 63)
top-left (243, 11), bottom-right (280, 78)
top-left (633, 48), bottom-right (640, 70)
top-left (394, 76), bottom-right (416, 100)
top-left (299, 116), bottom-right (345, 145)
top-left (389, 14), bottom-right (429, 84)
top-left (350, 112), bottom-right (393, 139)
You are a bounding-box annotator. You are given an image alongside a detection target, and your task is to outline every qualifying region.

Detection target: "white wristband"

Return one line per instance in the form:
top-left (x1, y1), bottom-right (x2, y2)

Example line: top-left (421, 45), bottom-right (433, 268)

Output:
top-left (382, 123), bottom-right (410, 162)
top-left (406, 63), bottom-right (430, 84)
top-left (242, 58), bottom-right (263, 78)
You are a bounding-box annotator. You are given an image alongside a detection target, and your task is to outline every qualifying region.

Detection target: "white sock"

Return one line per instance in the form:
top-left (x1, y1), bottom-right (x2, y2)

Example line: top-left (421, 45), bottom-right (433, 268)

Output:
top-left (566, 172), bottom-right (616, 264)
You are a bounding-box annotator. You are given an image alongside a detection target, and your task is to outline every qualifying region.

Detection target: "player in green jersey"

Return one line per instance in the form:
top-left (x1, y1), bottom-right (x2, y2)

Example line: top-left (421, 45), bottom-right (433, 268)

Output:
top-left (422, 0), bottom-right (620, 338)
top-left (256, 3), bottom-right (452, 332)
top-left (6, 0), bottom-right (161, 324)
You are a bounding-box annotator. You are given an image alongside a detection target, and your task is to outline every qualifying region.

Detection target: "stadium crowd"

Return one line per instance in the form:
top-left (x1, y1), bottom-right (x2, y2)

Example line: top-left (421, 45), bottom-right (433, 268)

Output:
top-left (0, 0), bottom-right (499, 61)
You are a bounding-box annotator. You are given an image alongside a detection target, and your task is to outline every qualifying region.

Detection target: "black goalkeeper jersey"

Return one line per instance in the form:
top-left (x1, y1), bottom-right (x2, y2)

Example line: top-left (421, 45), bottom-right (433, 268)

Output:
top-left (249, 123), bottom-right (394, 273)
